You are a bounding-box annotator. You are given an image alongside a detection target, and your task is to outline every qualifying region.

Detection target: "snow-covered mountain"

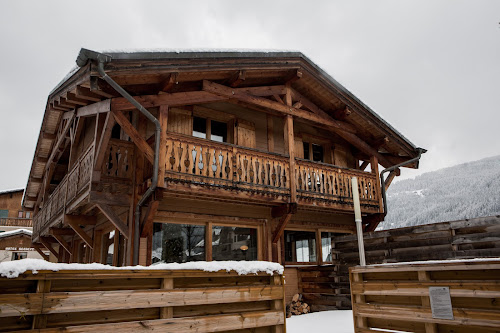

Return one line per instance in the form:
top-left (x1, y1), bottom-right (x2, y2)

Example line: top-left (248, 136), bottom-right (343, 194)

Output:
top-left (378, 155), bottom-right (500, 230)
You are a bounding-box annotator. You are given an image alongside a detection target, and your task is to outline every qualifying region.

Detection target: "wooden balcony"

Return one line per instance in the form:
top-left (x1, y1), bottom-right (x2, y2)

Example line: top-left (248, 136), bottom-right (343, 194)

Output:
top-left (33, 140), bottom-right (135, 242)
top-left (0, 218), bottom-right (33, 228)
top-left (163, 134), bottom-right (382, 213)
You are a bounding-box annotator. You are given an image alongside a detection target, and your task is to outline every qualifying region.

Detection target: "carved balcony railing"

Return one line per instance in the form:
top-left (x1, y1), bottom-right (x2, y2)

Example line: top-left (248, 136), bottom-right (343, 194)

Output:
top-left (164, 134), bottom-right (290, 198)
top-left (0, 218), bottom-right (33, 227)
top-left (295, 159), bottom-right (381, 211)
top-left (33, 144), bottom-right (94, 241)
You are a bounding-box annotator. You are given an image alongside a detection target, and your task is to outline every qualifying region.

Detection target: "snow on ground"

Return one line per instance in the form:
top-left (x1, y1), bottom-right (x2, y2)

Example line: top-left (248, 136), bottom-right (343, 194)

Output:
top-left (287, 311), bottom-right (354, 333)
top-left (0, 259), bottom-right (283, 278)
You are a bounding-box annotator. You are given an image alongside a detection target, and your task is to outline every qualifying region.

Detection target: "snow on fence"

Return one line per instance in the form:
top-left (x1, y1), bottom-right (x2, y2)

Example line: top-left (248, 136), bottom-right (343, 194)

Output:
top-left (350, 259), bottom-right (500, 332)
top-left (0, 260), bottom-right (285, 332)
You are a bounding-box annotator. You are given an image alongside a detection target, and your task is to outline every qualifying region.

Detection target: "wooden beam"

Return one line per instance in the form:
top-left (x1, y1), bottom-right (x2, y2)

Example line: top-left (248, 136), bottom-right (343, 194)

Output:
top-left (35, 156), bottom-right (49, 164)
top-left (32, 243), bottom-right (49, 261)
top-left (229, 70), bottom-right (246, 87)
top-left (40, 237), bottom-right (59, 257)
top-left (285, 69), bottom-right (302, 84)
top-left (94, 112), bottom-right (115, 171)
top-left (65, 92), bottom-right (90, 106)
top-left (50, 228), bottom-right (75, 236)
top-left (160, 73), bottom-right (179, 92)
top-left (272, 213), bottom-right (293, 244)
top-left (157, 105), bottom-right (168, 188)
top-left (112, 110), bottom-right (154, 164)
top-left (271, 203), bottom-right (298, 219)
top-left (266, 114), bottom-right (274, 153)
top-left (384, 169), bottom-right (399, 191)
top-left (284, 114), bottom-right (296, 203)
top-left (202, 80), bottom-right (357, 134)
top-left (46, 115), bottom-right (75, 171)
top-left (42, 132), bottom-right (56, 140)
top-left (75, 86), bottom-right (103, 102)
top-left (111, 91), bottom-right (228, 111)
top-left (76, 99), bottom-right (111, 118)
top-left (140, 200), bottom-right (160, 237)
top-left (66, 215), bottom-right (94, 248)
top-left (96, 203), bottom-right (130, 239)
top-left (50, 232), bottom-right (72, 255)
top-left (359, 160), bottom-right (370, 171)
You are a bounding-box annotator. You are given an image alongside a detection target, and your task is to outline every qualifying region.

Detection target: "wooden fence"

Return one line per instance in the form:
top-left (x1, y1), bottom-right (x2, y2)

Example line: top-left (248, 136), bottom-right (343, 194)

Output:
top-left (296, 215), bottom-right (500, 311)
top-left (350, 260), bottom-right (500, 333)
top-left (0, 269), bottom-right (286, 332)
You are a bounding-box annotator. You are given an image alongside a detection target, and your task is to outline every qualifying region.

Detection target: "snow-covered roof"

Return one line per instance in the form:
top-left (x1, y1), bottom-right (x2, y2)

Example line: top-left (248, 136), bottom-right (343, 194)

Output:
top-left (0, 188), bottom-right (24, 196)
top-left (0, 228), bottom-right (32, 239)
top-left (0, 258), bottom-right (283, 278)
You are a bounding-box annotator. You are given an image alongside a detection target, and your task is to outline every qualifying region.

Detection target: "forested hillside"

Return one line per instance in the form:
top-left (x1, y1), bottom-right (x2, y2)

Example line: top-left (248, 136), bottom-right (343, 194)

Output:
top-left (379, 155), bottom-right (500, 230)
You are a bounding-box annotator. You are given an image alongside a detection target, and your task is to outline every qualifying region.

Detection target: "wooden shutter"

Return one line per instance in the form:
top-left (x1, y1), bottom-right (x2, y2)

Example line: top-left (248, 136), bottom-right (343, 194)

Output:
top-left (334, 145), bottom-right (349, 167)
top-left (236, 119), bottom-right (256, 148)
top-left (167, 108), bottom-right (192, 135)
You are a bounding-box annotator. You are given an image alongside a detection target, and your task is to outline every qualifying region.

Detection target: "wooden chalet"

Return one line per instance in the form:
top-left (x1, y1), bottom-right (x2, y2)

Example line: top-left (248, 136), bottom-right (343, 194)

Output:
top-left (22, 49), bottom-right (423, 290)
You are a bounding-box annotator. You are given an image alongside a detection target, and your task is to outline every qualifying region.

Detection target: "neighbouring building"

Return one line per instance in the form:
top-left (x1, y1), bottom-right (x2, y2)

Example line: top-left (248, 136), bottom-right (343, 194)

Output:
top-left (22, 49), bottom-right (424, 299)
top-left (0, 189), bottom-right (33, 232)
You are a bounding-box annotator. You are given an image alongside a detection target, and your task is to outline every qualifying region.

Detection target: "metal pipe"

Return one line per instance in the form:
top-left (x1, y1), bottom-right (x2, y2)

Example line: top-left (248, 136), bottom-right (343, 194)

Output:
top-left (76, 49), bottom-right (161, 265)
top-left (352, 176), bottom-right (366, 266)
top-left (380, 148), bottom-right (426, 216)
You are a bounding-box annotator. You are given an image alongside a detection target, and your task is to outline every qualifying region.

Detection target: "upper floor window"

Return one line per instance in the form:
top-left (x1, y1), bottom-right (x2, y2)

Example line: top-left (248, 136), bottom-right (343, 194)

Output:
top-left (303, 142), bottom-right (324, 162)
top-left (18, 211), bottom-right (23, 218)
top-left (25, 212), bottom-right (31, 219)
top-left (193, 117), bottom-right (227, 143)
top-left (0, 210), bottom-right (8, 218)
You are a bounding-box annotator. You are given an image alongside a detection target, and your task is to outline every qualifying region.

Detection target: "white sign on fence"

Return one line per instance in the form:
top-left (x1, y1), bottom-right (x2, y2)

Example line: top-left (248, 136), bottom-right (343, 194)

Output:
top-left (429, 287), bottom-right (454, 320)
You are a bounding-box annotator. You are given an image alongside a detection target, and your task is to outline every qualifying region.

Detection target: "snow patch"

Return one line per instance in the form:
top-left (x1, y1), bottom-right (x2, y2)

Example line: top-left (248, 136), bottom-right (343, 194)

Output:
top-left (0, 259), bottom-right (283, 278)
top-left (0, 228), bottom-right (32, 239)
top-left (286, 310), bottom-right (353, 333)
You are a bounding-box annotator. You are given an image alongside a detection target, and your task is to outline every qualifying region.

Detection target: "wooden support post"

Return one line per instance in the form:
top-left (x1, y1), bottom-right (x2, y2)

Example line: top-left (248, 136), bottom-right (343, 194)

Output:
top-left (31, 279), bottom-right (51, 329)
top-left (157, 105), bottom-right (168, 188)
top-left (284, 115), bottom-right (296, 203)
top-left (93, 229), bottom-right (103, 263)
top-left (94, 112), bottom-right (115, 172)
top-left (351, 272), bottom-right (368, 330)
top-left (267, 114), bottom-right (274, 153)
top-left (139, 237), bottom-right (147, 265)
top-left (206, 222), bottom-right (213, 261)
top-left (113, 228), bottom-right (120, 266)
top-left (270, 275), bottom-right (285, 333)
top-left (384, 169), bottom-right (399, 191)
top-left (160, 278), bottom-right (174, 319)
top-left (272, 214), bottom-right (293, 244)
top-left (140, 200), bottom-right (159, 237)
top-left (418, 271), bottom-right (438, 333)
top-left (370, 156), bottom-right (384, 213)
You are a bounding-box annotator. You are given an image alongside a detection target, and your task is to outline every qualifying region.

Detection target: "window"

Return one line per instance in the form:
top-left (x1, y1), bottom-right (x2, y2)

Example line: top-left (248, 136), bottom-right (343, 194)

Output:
top-left (12, 252), bottom-right (27, 260)
top-left (0, 210), bottom-right (8, 218)
top-left (303, 142), bottom-right (324, 162)
top-left (18, 211), bottom-right (23, 218)
top-left (192, 117), bottom-right (227, 143)
top-left (321, 232), bottom-right (336, 262)
top-left (152, 223), bottom-right (205, 264)
top-left (212, 226), bottom-right (257, 261)
top-left (25, 212), bottom-right (31, 219)
top-left (284, 230), bottom-right (317, 263)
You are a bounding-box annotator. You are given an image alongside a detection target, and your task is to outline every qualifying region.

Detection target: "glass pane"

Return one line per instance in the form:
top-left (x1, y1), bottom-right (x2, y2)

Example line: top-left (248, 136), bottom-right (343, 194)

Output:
top-left (152, 223), bottom-right (205, 264)
top-left (193, 117), bottom-right (207, 139)
top-left (284, 230), bottom-right (317, 263)
top-left (321, 232), bottom-right (334, 262)
top-left (303, 142), bottom-right (310, 160)
top-left (105, 231), bottom-right (115, 265)
top-left (26, 212), bottom-right (31, 218)
top-left (18, 211), bottom-right (23, 218)
top-left (211, 120), bottom-right (227, 142)
top-left (212, 226), bottom-right (257, 261)
top-left (0, 210), bottom-right (8, 218)
top-left (312, 144), bottom-right (323, 162)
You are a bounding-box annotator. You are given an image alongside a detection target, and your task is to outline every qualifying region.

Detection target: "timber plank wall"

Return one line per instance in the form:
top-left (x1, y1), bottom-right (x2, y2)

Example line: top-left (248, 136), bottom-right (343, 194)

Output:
top-left (297, 215), bottom-right (500, 311)
top-left (0, 269), bottom-right (286, 332)
top-left (350, 260), bottom-right (500, 332)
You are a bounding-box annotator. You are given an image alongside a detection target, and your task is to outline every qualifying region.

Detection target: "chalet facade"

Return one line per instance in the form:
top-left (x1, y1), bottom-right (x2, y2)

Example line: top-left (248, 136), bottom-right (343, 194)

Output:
top-left (0, 189), bottom-right (33, 231)
top-left (22, 49), bottom-right (423, 274)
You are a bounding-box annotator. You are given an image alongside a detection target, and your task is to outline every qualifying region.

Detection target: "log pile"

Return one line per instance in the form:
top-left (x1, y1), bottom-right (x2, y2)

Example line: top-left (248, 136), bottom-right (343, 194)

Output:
top-left (286, 293), bottom-right (310, 317)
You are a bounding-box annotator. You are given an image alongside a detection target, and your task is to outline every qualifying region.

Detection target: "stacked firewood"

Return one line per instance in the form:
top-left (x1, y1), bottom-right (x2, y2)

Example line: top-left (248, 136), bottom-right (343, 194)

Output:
top-left (286, 294), bottom-right (310, 317)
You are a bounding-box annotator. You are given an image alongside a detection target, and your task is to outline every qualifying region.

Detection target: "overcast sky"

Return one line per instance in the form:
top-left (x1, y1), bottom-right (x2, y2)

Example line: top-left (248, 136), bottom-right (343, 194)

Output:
top-left (0, 1), bottom-right (498, 190)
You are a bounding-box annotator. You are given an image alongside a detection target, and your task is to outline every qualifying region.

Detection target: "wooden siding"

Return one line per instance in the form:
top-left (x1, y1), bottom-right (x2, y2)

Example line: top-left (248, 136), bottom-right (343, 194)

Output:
top-left (0, 269), bottom-right (286, 332)
top-left (350, 260), bottom-right (500, 332)
top-left (283, 267), bottom-right (299, 303)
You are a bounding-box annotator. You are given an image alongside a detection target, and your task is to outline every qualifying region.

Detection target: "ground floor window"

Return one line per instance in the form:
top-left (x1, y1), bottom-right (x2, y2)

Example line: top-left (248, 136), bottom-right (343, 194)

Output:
top-left (12, 252), bottom-right (27, 260)
top-left (212, 226), bottom-right (257, 261)
top-left (321, 232), bottom-right (335, 262)
top-left (152, 223), bottom-right (205, 264)
top-left (152, 222), bottom-right (258, 263)
top-left (284, 230), bottom-right (317, 263)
